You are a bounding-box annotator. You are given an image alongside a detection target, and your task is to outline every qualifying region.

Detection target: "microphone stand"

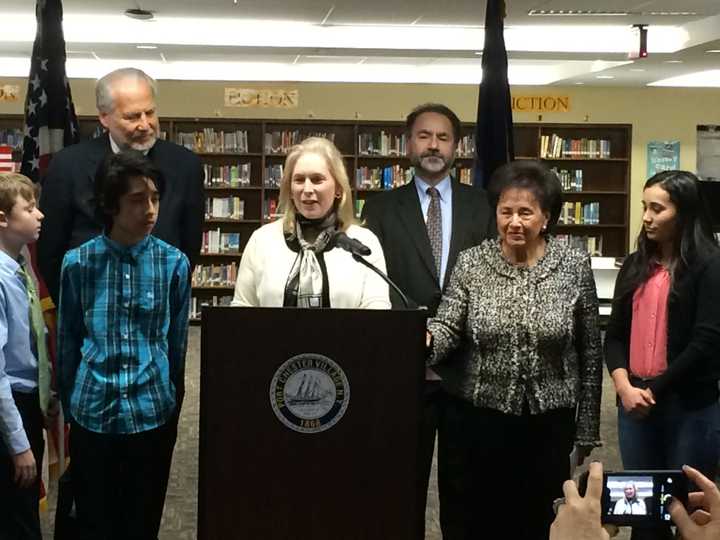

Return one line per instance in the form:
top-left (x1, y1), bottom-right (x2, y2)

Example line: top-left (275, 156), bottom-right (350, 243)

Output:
top-left (351, 253), bottom-right (416, 310)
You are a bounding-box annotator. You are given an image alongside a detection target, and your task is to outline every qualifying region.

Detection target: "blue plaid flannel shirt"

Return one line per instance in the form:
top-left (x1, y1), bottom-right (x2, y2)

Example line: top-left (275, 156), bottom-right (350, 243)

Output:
top-left (57, 235), bottom-right (190, 434)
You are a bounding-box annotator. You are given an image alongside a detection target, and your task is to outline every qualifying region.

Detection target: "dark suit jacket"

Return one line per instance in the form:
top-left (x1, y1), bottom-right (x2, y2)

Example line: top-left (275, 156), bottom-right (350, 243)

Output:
top-left (362, 178), bottom-right (495, 315)
top-left (38, 134), bottom-right (204, 303)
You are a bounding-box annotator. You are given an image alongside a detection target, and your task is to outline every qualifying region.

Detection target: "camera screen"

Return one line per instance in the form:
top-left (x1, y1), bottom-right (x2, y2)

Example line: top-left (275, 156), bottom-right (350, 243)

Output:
top-left (604, 474), bottom-right (678, 523)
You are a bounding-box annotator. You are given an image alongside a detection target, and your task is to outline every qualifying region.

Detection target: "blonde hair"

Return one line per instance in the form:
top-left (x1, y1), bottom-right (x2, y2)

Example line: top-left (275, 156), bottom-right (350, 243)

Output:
top-left (0, 173), bottom-right (38, 215)
top-left (279, 137), bottom-right (356, 234)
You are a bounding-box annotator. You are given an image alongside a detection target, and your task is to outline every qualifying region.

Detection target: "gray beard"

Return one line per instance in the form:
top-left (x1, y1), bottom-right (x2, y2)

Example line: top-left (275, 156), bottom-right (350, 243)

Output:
top-left (127, 136), bottom-right (157, 152)
top-left (411, 155), bottom-right (453, 179)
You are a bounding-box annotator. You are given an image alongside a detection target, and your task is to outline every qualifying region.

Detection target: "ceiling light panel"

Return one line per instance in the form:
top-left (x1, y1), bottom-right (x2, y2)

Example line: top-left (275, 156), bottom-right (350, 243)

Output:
top-left (649, 70), bottom-right (720, 87)
top-left (0, 55), bottom-right (613, 85)
top-left (528, 9), bottom-right (699, 16)
top-left (0, 13), bottom-right (689, 54)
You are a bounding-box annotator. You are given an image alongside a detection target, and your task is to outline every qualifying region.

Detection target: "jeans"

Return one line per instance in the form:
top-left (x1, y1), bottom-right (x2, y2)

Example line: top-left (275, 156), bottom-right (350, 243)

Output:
top-left (68, 419), bottom-right (177, 540)
top-left (617, 393), bottom-right (720, 540)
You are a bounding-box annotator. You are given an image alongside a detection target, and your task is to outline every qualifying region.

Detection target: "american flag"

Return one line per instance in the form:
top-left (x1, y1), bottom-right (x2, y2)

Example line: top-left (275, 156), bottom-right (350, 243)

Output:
top-left (0, 145), bottom-right (16, 172)
top-left (473, 0), bottom-right (515, 188)
top-left (21, 0), bottom-right (79, 182)
top-left (19, 0), bottom-right (79, 483)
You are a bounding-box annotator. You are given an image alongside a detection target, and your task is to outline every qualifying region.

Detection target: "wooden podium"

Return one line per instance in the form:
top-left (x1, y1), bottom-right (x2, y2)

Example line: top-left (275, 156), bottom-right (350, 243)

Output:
top-left (199, 307), bottom-right (427, 540)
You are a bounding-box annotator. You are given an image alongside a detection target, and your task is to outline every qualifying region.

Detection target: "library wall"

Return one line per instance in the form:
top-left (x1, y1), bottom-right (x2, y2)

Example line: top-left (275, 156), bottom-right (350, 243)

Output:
top-left (2, 76), bottom-right (719, 243)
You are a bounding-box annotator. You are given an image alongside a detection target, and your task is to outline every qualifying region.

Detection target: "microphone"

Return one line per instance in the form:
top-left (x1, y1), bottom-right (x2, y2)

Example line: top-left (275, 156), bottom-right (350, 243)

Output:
top-left (333, 231), bottom-right (416, 309)
top-left (333, 231), bottom-right (371, 256)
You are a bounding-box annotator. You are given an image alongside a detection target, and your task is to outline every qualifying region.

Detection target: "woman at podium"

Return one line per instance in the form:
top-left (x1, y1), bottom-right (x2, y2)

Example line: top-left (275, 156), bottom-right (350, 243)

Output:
top-left (426, 160), bottom-right (603, 540)
top-left (231, 137), bottom-right (390, 309)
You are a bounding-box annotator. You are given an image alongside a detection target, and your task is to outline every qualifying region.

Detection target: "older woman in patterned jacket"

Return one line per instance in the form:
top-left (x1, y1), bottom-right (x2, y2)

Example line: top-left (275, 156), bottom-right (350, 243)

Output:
top-left (427, 160), bottom-right (603, 540)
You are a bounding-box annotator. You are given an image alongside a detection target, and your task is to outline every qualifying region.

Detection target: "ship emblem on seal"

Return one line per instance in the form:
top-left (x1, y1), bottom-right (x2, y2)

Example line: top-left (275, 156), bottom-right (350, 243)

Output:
top-left (270, 353), bottom-right (350, 434)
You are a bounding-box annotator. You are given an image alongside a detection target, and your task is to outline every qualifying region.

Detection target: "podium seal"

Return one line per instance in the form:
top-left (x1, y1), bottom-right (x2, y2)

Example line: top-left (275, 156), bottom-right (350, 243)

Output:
top-left (270, 353), bottom-right (350, 434)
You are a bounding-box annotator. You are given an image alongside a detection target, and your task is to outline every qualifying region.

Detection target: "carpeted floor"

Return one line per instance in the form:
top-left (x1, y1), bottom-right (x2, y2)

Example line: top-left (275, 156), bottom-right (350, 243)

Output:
top-left (41, 326), bottom-right (631, 539)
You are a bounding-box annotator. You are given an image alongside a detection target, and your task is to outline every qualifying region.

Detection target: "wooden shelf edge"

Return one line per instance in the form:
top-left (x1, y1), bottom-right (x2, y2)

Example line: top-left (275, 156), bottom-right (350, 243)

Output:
top-left (556, 224), bottom-right (626, 228)
top-left (541, 157), bottom-right (628, 162)
top-left (193, 286), bottom-right (235, 291)
top-left (205, 218), bottom-right (261, 224)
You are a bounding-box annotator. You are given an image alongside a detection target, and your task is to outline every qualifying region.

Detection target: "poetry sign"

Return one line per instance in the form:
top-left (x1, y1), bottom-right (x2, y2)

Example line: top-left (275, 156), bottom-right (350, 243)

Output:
top-left (225, 88), bottom-right (299, 109)
top-left (0, 85), bottom-right (20, 102)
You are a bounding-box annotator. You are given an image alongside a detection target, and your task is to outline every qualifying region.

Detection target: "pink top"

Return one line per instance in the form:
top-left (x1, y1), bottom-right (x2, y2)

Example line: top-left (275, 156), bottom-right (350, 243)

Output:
top-left (629, 265), bottom-right (670, 378)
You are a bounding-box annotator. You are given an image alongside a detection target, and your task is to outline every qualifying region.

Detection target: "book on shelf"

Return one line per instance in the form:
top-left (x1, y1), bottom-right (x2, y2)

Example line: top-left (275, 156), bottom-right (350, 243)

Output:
top-left (552, 167), bottom-right (584, 192)
top-left (205, 197), bottom-right (245, 220)
top-left (454, 167), bottom-right (473, 185)
top-left (192, 262), bottom-right (238, 288)
top-left (262, 198), bottom-right (281, 221)
top-left (0, 128), bottom-right (24, 149)
top-left (556, 234), bottom-right (603, 256)
top-left (558, 202), bottom-right (600, 225)
top-left (176, 129), bottom-right (248, 153)
top-left (354, 199), bottom-right (365, 218)
top-left (264, 164), bottom-right (283, 187)
top-left (264, 131), bottom-right (335, 154)
top-left (541, 134), bottom-right (611, 159)
top-left (202, 229), bottom-right (241, 254)
top-left (355, 165), bottom-right (412, 190)
top-left (203, 163), bottom-right (251, 187)
top-left (456, 134), bottom-right (476, 158)
top-left (358, 131), bottom-right (406, 156)
top-left (190, 294), bottom-right (234, 320)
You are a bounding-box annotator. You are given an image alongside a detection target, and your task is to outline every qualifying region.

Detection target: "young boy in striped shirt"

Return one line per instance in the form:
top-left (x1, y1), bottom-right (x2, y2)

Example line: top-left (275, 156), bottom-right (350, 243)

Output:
top-left (56, 150), bottom-right (190, 539)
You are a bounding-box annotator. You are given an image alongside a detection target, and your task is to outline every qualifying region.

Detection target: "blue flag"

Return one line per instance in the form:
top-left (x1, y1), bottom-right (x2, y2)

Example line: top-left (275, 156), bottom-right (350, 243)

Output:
top-left (473, 0), bottom-right (514, 188)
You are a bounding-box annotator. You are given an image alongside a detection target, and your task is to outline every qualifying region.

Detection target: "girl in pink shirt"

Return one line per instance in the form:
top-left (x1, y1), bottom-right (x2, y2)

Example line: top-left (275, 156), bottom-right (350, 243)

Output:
top-left (605, 170), bottom-right (720, 540)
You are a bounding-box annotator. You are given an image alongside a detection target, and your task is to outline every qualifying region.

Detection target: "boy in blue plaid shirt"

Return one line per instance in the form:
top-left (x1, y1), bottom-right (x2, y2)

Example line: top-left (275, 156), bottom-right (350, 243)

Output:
top-left (57, 150), bottom-right (190, 539)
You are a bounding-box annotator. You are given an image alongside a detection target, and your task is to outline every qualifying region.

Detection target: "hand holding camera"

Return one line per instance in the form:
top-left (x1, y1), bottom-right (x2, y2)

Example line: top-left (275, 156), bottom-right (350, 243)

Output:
top-left (550, 462), bottom-right (611, 540)
top-left (669, 465), bottom-right (720, 540)
top-left (553, 462), bottom-right (720, 540)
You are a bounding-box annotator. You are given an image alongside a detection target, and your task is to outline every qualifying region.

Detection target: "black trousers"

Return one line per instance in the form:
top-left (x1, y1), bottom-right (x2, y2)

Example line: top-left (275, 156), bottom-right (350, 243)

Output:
top-left (0, 390), bottom-right (44, 540)
top-left (438, 394), bottom-right (575, 540)
top-left (417, 381), bottom-right (445, 540)
top-left (68, 419), bottom-right (177, 540)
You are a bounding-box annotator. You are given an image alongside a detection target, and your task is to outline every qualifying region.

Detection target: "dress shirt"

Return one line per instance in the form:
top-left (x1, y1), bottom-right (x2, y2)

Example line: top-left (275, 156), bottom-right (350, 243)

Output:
top-left (629, 264), bottom-right (670, 378)
top-left (415, 175), bottom-right (452, 286)
top-left (0, 250), bottom-right (38, 454)
top-left (57, 235), bottom-right (190, 434)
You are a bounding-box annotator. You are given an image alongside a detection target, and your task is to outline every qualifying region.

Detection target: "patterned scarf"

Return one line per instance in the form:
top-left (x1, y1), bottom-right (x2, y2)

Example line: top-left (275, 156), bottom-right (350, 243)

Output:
top-left (285, 212), bottom-right (338, 308)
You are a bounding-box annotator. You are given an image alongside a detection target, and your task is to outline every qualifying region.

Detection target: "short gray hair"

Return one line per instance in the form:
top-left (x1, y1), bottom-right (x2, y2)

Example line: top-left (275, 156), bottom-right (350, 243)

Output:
top-left (95, 68), bottom-right (157, 113)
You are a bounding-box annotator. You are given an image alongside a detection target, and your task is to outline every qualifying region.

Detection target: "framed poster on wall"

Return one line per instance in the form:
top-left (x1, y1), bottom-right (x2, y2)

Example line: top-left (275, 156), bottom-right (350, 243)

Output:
top-left (698, 125), bottom-right (720, 181)
top-left (647, 140), bottom-right (680, 177)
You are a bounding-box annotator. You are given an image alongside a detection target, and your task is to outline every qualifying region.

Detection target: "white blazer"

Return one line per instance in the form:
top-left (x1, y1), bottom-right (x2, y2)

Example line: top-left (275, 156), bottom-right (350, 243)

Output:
top-left (231, 220), bottom-right (391, 309)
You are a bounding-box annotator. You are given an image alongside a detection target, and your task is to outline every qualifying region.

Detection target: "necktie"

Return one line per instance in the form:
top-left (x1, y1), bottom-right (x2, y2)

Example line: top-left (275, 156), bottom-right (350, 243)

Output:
top-left (17, 264), bottom-right (51, 415)
top-left (426, 187), bottom-right (442, 282)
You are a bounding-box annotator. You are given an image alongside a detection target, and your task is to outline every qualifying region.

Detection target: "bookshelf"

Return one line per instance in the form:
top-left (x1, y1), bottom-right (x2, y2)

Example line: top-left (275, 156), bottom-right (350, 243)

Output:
top-left (0, 114), bottom-right (631, 320)
top-left (518, 124), bottom-right (631, 258)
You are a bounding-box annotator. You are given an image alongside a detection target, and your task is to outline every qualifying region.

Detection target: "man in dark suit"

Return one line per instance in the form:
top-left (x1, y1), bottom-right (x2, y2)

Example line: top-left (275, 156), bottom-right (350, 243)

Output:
top-left (362, 103), bottom-right (494, 538)
top-left (38, 67), bottom-right (204, 304)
